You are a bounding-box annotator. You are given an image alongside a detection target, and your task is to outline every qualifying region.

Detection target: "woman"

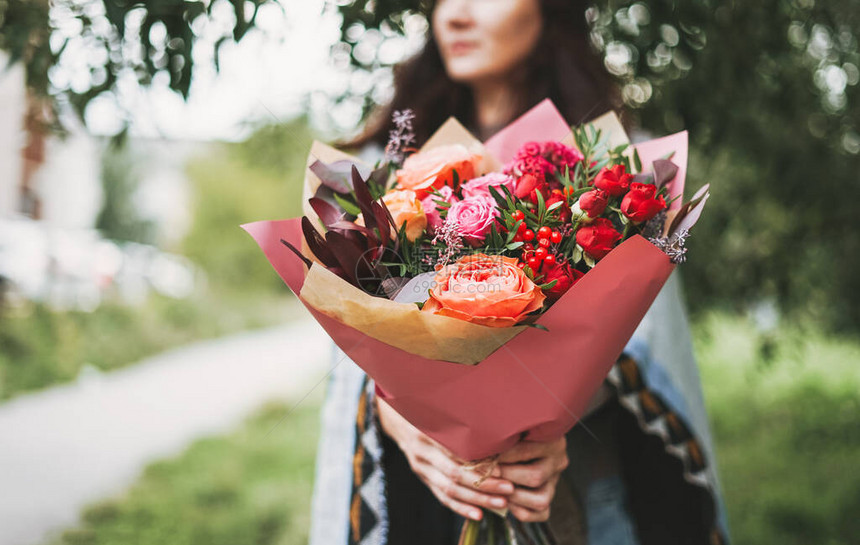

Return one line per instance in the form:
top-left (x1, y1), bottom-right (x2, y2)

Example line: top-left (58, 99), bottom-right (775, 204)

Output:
top-left (309, 1), bottom-right (730, 544)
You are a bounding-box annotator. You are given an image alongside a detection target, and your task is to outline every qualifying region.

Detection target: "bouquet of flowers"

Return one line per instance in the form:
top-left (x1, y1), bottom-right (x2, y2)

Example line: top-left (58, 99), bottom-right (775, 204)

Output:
top-left (243, 100), bottom-right (708, 543)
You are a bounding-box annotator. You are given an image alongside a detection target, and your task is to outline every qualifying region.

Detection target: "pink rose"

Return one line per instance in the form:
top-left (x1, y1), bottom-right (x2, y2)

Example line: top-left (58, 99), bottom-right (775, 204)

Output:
top-left (446, 196), bottom-right (499, 246)
top-left (420, 185), bottom-right (459, 232)
top-left (461, 173), bottom-right (516, 200)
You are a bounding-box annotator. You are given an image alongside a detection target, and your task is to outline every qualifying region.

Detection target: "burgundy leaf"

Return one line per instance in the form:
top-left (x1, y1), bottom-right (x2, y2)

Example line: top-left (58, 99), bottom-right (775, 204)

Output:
top-left (352, 166), bottom-right (377, 221)
top-left (369, 165), bottom-right (390, 187)
top-left (325, 231), bottom-right (371, 285)
top-left (372, 202), bottom-right (391, 248)
top-left (301, 217), bottom-right (339, 268)
top-left (328, 220), bottom-right (381, 247)
top-left (631, 173), bottom-right (654, 185)
top-left (280, 239), bottom-right (312, 269)
top-left (310, 159), bottom-right (371, 194)
top-left (309, 197), bottom-right (344, 229)
top-left (652, 159), bottom-right (679, 189)
top-left (342, 229), bottom-right (367, 249)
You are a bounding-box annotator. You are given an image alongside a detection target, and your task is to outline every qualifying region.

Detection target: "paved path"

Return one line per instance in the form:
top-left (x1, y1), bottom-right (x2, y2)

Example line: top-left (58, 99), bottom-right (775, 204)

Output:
top-left (0, 317), bottom-right (331, 545)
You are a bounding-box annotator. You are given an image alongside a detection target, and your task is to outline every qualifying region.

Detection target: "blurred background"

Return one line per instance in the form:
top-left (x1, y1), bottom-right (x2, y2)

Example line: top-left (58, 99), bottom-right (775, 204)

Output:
top-left (0, 1), bottom-right (858, 544)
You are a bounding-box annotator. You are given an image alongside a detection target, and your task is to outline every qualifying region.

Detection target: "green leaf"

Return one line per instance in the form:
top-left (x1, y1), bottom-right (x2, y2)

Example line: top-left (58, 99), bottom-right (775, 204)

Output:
top-left (506, 222), bottom-right (521, 243)
top-left (333, 192), bottom-right (361, 216)
top-left (487, 185), bottom-right (509, 209)
top-left (547, 200), bottom-right (564, 212)
top-left (584, 253), bottom-right (596, 268)
top-left (536, 190), bottom-right (546, 219)
top-left (537, 279), bottom-right (558, 290)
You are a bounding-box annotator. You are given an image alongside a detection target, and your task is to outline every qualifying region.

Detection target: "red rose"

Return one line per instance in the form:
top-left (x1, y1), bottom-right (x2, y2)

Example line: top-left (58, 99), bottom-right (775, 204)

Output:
top-left (593, 165), bottom-right (632, 197)
top-left (540, 259), bottom-right (584, 301)
top-left (576, 218), bottom-right (622, 260)
top-left (546, 190), bottom-right (571, 222)
top-left (514, 173), bottom-right (549, 205)
top-left (577, 189), bottom-right (608, 219)
top-left (620, 182), bottom-right (667, 223)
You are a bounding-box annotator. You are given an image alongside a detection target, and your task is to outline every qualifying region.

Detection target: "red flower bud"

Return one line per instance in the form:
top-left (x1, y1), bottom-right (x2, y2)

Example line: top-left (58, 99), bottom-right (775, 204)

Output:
top-left (593, 165), bottom-right (632, 197)
top-left (575, 218), bottom-right (622, 260)
top-left (577, 189), bottom-right (608, 219)
top-left (620, 182), bottom-right (667, 223)
top-left (546, 192), bottom-right (571, 222)
top-left (514, 173), bottom-right (549, 206)
top-left (540, 258), bottom-right (584, 301)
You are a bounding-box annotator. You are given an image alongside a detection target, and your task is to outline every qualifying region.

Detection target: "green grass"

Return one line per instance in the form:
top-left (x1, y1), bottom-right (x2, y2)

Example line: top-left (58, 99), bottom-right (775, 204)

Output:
top-left (39, 312), bottom-right (860, 545)
top-left (0, 293), bottom-right (298, 400)
top-left (695, 312), bottom-right (860, 545)
top-left (52, 401), bottom-right (321, 545)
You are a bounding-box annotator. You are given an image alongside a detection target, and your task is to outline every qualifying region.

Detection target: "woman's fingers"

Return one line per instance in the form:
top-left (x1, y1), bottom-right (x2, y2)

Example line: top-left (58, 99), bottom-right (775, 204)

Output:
top-left (498, 438), bottom-right (566, 464)
top-left (499, 456), bottom-right (561, 489)
top-left (508, 481), bottom-right (557, 523)
top-left (428, 483), bottom-right (485, 521)
top-left (497, 440), bottom-right (550, 463)
top-left (422, 465), bottom-right (510, 511)
top-left (509, 502), bottom-right (550, 522)
top-left (508, 480), bottom-right (555, 513)
top-left (417, 440), bottom-right (515, 496)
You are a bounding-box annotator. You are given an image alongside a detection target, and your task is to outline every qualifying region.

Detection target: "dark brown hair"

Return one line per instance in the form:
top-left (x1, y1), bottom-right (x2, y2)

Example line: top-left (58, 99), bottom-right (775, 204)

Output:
top-left (348, 0), bottom-right (621, 149)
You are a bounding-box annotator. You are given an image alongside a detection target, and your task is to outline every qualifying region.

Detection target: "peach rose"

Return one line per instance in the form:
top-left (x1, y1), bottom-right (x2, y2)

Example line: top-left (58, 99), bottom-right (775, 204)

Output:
top-left (380, 189), bottom-right (427, 242)
top-left (422, 254), bottom-right (546, 327)
top-left (396, 144), bottom-right (481, 198)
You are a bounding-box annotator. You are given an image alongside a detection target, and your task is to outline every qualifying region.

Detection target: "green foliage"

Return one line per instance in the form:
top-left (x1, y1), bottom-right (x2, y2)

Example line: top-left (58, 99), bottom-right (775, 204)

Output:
top-left (695, 312), bottom-right (860, 545)
top-left (181, 118), bottom-right (311, 294)
top-left (0, 0), bottom-right (278, 129)
top-left (592, 1), bottom-right (860, 331)
top-left (95, 143), bottom-right (154, 244)
top-left (0, 0), bottom-right (53, 100)
top-left (51, 402), bottom-right (319, 545)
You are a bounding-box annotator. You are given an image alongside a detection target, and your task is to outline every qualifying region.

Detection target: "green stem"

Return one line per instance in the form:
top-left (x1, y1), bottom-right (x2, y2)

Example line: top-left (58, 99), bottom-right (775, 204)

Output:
top-left (458, 518), bottom-right (480, 545)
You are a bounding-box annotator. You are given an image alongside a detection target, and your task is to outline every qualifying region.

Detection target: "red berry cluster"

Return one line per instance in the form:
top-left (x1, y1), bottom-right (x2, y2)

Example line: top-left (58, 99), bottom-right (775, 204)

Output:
top-left (510, 212), bottom-right (564, 273)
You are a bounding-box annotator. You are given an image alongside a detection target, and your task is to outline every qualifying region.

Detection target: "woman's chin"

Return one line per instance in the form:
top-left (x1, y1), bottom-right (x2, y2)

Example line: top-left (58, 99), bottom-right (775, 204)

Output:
top-left (444, 60), bottom-right (500, 85)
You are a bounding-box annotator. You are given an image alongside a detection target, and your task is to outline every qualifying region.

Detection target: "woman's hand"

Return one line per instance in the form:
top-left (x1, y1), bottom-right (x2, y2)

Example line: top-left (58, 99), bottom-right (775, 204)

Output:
top-left (377, 397), bottom-right (515, 521)
top-left (497, 438), bottom-right (569, 522)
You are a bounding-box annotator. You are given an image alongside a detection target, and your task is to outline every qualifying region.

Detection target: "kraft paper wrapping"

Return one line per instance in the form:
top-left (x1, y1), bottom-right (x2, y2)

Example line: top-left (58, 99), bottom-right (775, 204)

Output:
top-left (242, 99), bottom-right (692, 459)
top-left (299, 265), bottom-right (522, 364)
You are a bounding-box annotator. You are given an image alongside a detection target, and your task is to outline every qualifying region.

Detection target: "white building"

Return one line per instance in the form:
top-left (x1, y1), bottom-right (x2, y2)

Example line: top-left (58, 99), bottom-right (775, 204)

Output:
top-left (0, 50), bottom-right (26, 218)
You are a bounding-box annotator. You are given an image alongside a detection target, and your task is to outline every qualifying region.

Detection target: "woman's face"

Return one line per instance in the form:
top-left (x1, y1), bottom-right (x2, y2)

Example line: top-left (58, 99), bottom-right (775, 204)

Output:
top-left (432, 0), bottom-right (543, 85)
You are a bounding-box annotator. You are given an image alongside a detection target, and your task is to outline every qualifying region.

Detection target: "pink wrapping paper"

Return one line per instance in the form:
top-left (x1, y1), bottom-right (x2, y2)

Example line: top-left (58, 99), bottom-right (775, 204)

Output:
top-left (242, 100), bottom-right (688, 460)
top-left (244, 218), bottom-right (673, 459)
